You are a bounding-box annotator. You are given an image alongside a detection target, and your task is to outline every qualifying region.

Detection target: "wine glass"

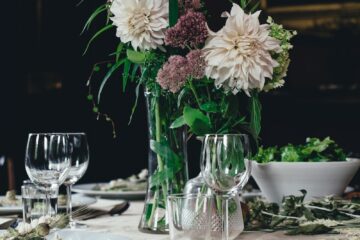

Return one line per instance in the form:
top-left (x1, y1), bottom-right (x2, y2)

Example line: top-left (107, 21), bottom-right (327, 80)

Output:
top-left (200, 134), bottom-right (252, 240)
top-left (63, 133), bottom-right (89, 228)
top-left (25, 133), bottom-right (71, 217)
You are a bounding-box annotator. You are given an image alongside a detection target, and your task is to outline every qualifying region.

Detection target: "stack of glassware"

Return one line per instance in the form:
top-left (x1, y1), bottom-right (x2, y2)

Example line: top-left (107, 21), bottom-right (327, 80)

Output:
top-left (23, 133), bottom-right (89, 228)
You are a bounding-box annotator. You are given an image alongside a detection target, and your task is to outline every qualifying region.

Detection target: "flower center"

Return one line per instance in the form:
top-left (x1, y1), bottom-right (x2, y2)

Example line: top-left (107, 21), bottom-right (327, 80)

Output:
top-left (128, 8), bottom-right (150, 35)
top-left (233, 37), bottom-right (257, 56)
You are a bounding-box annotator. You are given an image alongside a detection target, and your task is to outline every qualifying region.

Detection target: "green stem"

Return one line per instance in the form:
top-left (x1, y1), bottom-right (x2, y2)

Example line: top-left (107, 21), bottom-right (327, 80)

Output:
top-left (147, 99), bottom-right (169, 228)
top-left (189, 80), bottom-right (202, 109)
top-left (206, 86), bottom-right (211, 102)
top-left (147, 188), bottom-right (159, 226)
top-left (155, 99), bottom-right (168, 205)
top-left (155, 101), bottom-right (164, 171)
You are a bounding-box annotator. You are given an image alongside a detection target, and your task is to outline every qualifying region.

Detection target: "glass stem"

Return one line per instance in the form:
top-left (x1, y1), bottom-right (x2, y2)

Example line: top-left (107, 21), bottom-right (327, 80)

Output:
top-left (221, 196), bottom-right (229, 240)
top-left (66, 184), bottom-right (73, 223)
top-left (45, 189), bottom-right (50, 217)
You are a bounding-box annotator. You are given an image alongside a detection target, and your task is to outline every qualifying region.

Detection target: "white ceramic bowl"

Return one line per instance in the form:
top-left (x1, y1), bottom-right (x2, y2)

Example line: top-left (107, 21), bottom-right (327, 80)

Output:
top-left (250, 158), bottom-right (360, 204)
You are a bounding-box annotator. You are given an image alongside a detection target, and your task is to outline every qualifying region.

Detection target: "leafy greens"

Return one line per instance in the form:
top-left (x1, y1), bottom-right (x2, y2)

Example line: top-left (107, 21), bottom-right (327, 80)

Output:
top-left (254, 137), bottom-right (347, 163)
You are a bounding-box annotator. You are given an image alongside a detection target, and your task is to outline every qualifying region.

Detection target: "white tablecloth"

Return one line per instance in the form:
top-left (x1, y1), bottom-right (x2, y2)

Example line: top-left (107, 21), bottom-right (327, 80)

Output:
top-left (81, 201), bottom-right (352, 240)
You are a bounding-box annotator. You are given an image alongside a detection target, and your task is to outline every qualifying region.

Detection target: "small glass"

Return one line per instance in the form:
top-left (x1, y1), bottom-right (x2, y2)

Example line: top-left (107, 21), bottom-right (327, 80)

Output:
top-left (167, 194), bottom-right (212, 240)
top-left (22, 180), bottom-right (59, 223)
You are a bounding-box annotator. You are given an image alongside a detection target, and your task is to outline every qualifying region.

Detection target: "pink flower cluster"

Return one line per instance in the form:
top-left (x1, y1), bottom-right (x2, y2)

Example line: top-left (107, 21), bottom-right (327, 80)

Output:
top-left (157, 56), bottom-right (189, 94)
top-left (157, 50), bottom-right (206, 93)
top-left (165, 11), bottom-right (208, 49)
top-left (186, 50), bottom-right (206, 79)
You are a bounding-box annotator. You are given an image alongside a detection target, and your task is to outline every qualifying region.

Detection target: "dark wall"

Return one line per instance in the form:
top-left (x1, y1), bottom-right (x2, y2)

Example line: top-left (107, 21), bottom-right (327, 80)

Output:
top-left (0, 0), bottom-right (359, 193)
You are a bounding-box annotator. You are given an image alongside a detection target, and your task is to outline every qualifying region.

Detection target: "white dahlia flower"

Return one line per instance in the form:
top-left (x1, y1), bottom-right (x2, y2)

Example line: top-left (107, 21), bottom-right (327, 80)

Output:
top-left (203, 3), bottom-right (282, 95)
top-left (110, 0), bottom-right (169, 51)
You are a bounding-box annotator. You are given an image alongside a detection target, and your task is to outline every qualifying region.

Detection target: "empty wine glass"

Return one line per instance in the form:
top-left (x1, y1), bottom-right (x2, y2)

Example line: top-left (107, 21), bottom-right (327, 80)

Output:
top-left (25, 133), bottom-right (70, 217)
top-left (63, 133), bottom-right (89, 228)
top-left (200, 134), bottom-right (252, 240)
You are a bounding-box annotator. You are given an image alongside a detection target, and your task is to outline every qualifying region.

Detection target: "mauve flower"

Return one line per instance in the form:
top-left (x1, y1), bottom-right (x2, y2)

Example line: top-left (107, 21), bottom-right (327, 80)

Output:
top-left (165, 11), bottom-right (208, 49)
top-left (186, 50), bottom-right (206, 79)
top-left (157, 56), bottom-right (189, 93)
top-left (203, 3), bottom-right (282, 95)
top-left (110, 0), bottom-right (169, 51)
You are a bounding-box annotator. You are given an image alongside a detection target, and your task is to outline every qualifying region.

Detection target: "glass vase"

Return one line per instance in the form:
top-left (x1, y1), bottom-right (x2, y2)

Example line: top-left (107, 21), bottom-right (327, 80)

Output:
top-left (139, 88), bottom-right (189, 234)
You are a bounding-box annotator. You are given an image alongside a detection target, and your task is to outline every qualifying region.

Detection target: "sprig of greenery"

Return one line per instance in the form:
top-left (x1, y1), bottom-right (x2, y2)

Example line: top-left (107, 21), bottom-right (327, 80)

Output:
top-left (254, 137), bottom-right (347, 163)
top-left (245, 190), bottom-right (360, 235)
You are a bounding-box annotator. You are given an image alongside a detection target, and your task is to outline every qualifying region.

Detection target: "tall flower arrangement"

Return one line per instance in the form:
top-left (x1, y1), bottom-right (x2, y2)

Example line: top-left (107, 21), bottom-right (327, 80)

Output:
top-left (83, 0), bottom-right (296, 233)
top-left (84, 0), bottom-right (295, 140)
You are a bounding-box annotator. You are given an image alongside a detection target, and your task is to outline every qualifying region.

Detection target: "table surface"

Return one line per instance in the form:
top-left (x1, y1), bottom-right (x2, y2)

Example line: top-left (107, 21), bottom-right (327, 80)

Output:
top-left (81, 201), bottom-right (353, 240)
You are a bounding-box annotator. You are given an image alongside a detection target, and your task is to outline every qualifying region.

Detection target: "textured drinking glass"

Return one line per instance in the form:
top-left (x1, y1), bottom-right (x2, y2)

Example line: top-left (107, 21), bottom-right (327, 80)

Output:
top-left (200, 134), bottom-right (251, 240)
top-left (22, 180), bottom-right (59, 223)
top-left (63, 133), bottom-right (89, 228)
top-left (167, 194), bottom-right (212, 240)
top-left (25, 133), bottom-right (70, 216)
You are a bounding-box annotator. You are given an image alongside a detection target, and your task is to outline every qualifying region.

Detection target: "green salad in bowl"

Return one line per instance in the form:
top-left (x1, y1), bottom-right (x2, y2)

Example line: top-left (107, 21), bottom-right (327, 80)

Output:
top-left (250, 137), bottom-right (360, 203)
top-left (254, 137), bottom-right (347, 163)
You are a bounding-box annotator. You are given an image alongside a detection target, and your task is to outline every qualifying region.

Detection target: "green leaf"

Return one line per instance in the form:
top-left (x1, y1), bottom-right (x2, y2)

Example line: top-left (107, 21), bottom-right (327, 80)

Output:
top-left (150, 169), bottom-right (168, 189)
top-left (126, 49), bottom-right (148, 64)
top-left (183, 106), bottom-right (212, 135)
top-left (249, 92), bottom-right (262, 137)
top-left (122, 59), bottom-right (131, 92)
top-left (130, 64), bottom-right (140, 82)
top-left (149, 140), bottom-right (183, 188)
top-left (223, 95), bottom-right (239, 118)
top-left (169, 0), bottom-right (179, 27)
top-left (200, 101), bottom-right (219, 113)
top-left (115, 42), bottom-right (124, 63)
top-left (170, 116), bottom-right (186, 129)
top-left (177, 88), bottom-right (188, 108)
top-left (150, 140), bottom-right (181, 170)
top-left (240, 0), bottom-right (248, 8)
top-left (250, 1), bottom-right (260, 13)
top-left (97, 59), bottom-right (125, 104)
top-left (128, 68), bottom-right (147, 125)
top-left (93, 107), bottom-right (99, 113)
top-left (81, 4), bottom-right (107, 35)
top-left (145, 203), bottom-right (153, 221)
top-left (83, 24), bottom-right (114, 55)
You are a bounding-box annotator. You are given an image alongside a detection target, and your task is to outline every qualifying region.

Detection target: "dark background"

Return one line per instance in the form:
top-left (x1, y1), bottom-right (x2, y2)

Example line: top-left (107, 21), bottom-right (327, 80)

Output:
top-left (0, 0), bottom-right (359, 193)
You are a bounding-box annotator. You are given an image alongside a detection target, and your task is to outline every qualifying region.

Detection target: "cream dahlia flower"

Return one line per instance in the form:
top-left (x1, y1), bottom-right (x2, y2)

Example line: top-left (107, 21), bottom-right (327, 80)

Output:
top-left (203, 3), bottom-right (282, 95)
top-left (110, 0), bottom-right (169, 51)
